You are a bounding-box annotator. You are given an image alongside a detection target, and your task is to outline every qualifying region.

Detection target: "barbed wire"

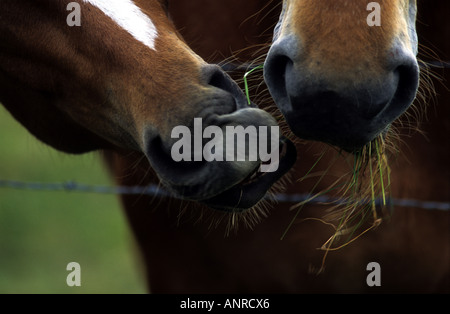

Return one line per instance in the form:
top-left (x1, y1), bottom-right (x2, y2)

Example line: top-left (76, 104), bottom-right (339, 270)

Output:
top-left (0, 179), bottom-right (448, 211)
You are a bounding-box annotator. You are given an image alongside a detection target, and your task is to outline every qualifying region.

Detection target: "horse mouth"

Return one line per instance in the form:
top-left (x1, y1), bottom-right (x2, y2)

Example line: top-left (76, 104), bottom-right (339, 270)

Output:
top-left (201, 137), bottom-right (297, 212)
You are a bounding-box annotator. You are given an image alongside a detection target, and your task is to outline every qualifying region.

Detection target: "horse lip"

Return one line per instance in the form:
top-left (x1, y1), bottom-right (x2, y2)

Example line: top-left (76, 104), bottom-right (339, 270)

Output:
top-left (201, 136), bottom-right (297, 212)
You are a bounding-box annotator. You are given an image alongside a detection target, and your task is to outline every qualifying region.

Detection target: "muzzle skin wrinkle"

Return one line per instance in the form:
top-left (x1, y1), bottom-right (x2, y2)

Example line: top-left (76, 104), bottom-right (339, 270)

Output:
top-left (264, 0), bottom-right (419, 151)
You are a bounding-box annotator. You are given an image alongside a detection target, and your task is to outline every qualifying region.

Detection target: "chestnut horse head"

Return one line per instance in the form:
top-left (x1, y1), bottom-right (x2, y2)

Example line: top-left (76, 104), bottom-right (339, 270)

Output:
top-left (264, 0), bottom-right (419, 151)
top-left (0, 0), bottom-right (296, 211)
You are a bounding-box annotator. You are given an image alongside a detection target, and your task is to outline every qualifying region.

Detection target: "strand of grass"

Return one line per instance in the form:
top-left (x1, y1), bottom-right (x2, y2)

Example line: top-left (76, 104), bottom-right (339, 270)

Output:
top-left (382, 135), bottom-right (393, 200)
top-left (331, 151), bottom-right (365, 235)
top-left (298, 150), bottom-right (326, 182)
top-left (319, 205), bottom-right (380, 274)
top-left (280, 149), bottom-right (329, 240)
top-left (318, 224), bottom-right (342, 273)
top-left (319, 160), bottom-right (362, 254)
top-left (299, 217), bottom-right (338, 230)
top-left (317, 147), bottom-right (370, 273)
top-left (281, 154), bottom-right (341, 240)
top-left (337, 154), bottom-right (365, 223)
top-left (332, 204), bottom-right (363, 246)
top-left (368, 142), bottom-right (378, 222)
top-left (341, 151), bottom-right (362, 198)
top-left (321, 219), bottom-right (381, 252)
top-left (386, 156), bottom-right (394, 212)
top-left (291, 154), bottom-right (351, 210)
top-left (319, 140), bottom-right (390, 270)
top-left (375, 138), bottom-right (386, 206)
top-left (343, 203), bottom-right (372, 243)
top-left (317, 216), bottom-right (381, 274)
top-left (351, 151), bottom-right (361, 192)
top-left (292, 180), bottom-right (349, 209)
top-left (244, 64), bottom-right (264, 105)
top-left (333, 146), bottom-right (374, 246)
top-left (335, 139), bottom-right (389, 245)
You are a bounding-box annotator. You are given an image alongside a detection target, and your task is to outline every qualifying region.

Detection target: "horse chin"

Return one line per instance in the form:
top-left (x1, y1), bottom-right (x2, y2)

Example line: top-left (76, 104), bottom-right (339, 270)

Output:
top-left (201, 137), bottom-right (297, 212)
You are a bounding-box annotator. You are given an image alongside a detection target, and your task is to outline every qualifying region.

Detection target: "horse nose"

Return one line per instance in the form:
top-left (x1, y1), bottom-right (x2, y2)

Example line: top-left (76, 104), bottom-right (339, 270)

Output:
top-left (264, 36), bottom-right (420, 151)
top-left (201, 64), bottom-right (249, 110)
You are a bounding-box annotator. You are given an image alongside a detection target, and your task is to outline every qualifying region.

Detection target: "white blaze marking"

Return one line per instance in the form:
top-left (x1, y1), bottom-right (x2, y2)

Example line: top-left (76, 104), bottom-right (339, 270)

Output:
top-left (83, 0), bottom-right (158, 50)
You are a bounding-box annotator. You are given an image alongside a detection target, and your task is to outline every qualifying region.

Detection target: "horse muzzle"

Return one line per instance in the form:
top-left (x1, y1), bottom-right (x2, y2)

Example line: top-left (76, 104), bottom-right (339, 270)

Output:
top-left (264, 35), bottom-right (420, 152)
top-left (143, 65), bottom-right (297, 211)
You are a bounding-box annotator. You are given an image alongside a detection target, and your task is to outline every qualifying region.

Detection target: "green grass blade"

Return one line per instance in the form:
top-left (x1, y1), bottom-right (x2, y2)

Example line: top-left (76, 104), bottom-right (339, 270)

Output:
top-left (243, 64), bottom-right (264, 105)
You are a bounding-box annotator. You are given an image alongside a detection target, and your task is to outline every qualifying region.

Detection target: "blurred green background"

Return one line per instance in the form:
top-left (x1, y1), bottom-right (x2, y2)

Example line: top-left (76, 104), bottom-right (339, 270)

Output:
top-left (0, 105), bottom-right (147, 293)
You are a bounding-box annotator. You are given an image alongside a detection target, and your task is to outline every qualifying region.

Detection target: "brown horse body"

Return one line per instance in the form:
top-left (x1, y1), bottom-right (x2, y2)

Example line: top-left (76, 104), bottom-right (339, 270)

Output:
top-left (111, 0), bottom-right (448, 293)
top-left (0, 0), bottom-right (448, 293)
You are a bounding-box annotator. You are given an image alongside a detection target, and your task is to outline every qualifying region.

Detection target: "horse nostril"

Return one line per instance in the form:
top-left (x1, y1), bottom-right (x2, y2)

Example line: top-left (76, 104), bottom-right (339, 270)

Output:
top-left (201, 64), bottom-right (249, 109)
top-left (264, 35), bottom-right (299, 111)
top-left (264, 54), bottom-right (292, 108)
top-left (384, 63), bottom-right (420, 121)
top-left (205, 65), bottom-right (233, 91)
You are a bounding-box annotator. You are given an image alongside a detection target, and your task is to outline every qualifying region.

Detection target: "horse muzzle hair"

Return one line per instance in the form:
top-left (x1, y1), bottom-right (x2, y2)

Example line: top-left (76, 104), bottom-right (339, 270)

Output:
top-left (264, 0), bottom-right (419, 151)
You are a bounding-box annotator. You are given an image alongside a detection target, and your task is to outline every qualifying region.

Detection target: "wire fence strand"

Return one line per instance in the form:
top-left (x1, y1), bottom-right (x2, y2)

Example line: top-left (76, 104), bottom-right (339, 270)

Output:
top-left (0, 179), bottom-right (448, 211)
